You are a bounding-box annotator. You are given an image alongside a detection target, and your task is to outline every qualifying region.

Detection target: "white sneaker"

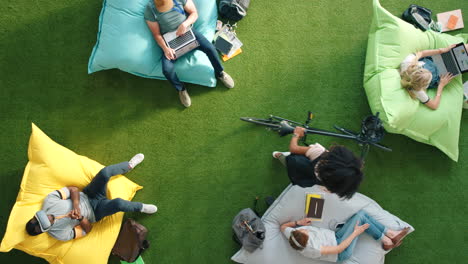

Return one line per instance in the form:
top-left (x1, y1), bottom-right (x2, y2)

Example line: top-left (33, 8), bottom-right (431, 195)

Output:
top-left (272, 151), bottom-right (290, 159)
top-left (218, 71), bottom-right (235, 88)
top-left (141, 204), bottom-right (158, 214)
top-left (129, 153), bottom-right (144, 169)
top-left (179, 90), bottom-right (191, 107)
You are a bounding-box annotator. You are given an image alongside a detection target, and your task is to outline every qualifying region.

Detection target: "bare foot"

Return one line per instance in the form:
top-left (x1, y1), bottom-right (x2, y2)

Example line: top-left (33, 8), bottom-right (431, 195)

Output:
top-left (381, 236), bottom-right (393, 247)
top-left (385, 229), bottom-right (399, 239)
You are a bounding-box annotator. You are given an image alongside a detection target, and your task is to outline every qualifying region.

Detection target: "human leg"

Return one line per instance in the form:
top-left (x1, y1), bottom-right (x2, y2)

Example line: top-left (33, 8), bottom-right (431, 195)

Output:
top-left (83, 162), bottom-right (131, 199)
top-left (193, 29), bottom-right (223, 76)
top-left (162, 56), bottom-right (185, 91)
top-left (161, 57), bottom-right (192, 107)
top-left (336, 210), bottom-right (386, 241)
top-left (272, 151), bottom-right (291, 167)
top-left (83, 154), bottom-right (145, 199)
top-left (193, 29), bottom-right (234, 88)
top-left (93, 198), bottom-right (145, 221)
top-left (335, 210), bottom-right (387, 261)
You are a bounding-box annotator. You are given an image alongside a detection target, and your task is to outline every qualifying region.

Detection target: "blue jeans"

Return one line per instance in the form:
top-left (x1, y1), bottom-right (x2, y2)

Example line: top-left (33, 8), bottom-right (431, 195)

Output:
top-left (336, 210), bottom-right (387, 262)
top-left (162, 29), bottom-right (224, 91)
top-left (83, 162), bottom-right (143, 222)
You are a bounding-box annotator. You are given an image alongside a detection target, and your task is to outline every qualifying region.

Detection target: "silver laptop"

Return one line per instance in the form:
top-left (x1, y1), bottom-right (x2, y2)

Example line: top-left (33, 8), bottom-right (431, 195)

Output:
top-left (163, 29), bottom-right (199, 59)
top-left (431, 43), bottom-right (468, 76)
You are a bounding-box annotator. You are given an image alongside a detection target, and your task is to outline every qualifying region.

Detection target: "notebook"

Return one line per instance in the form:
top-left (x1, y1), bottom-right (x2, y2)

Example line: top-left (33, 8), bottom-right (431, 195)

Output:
top-left (305, 193), bottom-right (325, 220)
top-left (437, 9), bottom-right (464, 32)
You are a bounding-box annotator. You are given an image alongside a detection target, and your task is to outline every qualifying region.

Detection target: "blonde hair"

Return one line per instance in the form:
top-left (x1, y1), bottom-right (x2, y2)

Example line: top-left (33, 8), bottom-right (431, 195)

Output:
top-left (400, 58), bottom-right (432, 99)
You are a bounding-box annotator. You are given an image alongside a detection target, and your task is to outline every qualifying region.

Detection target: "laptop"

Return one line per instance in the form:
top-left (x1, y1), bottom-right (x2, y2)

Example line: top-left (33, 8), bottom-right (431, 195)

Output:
top-left (163, 28), bottom-right (199, 59)
top-left (431, 42), bottom-right (468, 76)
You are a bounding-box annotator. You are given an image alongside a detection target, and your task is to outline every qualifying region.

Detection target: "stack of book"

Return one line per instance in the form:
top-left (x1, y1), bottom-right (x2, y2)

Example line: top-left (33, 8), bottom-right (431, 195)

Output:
top-left (213, 24), bottom-right (243, 61)
top-left (305, 193), bottom-right (325, 221)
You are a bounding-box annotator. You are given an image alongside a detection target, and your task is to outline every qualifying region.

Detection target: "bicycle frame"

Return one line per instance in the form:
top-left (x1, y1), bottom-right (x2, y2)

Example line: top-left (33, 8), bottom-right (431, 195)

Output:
top-left (269, 115), bottom-right (356, 141)
top-left (241, 112), bottom-right (392, 159)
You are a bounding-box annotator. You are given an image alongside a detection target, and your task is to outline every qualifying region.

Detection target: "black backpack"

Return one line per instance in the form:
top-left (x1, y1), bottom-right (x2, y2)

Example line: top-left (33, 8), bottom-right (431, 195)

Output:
top-left (219, 0), bottom-right (251, 22)
top-left (401, 4), bottom-right (433, 31)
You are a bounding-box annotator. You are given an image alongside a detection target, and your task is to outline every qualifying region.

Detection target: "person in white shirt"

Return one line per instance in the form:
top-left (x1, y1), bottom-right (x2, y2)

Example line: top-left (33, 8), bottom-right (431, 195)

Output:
top-left (399, 44), bottom-right (468, 110)
top-left (281, 210), bottom-right (410, 262)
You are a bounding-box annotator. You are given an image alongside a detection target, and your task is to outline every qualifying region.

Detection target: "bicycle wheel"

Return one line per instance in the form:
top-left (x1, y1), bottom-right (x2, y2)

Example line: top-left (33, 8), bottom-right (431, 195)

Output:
top-left (240, 117), bottom-right (282, 130)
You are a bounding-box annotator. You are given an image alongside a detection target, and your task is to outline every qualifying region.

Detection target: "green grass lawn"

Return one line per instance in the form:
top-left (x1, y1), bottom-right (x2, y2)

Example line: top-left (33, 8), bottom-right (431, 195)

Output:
top-left (1, 0), bottom-right (467, 263)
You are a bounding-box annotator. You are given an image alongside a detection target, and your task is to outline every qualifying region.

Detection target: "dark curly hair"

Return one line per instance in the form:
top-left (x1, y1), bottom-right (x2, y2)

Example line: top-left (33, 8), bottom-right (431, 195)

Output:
top-left (316, 145), bottom-right (363, 199)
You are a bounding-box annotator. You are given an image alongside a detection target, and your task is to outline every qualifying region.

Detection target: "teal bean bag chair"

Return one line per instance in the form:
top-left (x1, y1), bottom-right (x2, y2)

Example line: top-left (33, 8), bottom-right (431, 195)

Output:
top-left (88, 0), bottom-right (218, 87)
top-left (364, 0), bottom-right (468, 161)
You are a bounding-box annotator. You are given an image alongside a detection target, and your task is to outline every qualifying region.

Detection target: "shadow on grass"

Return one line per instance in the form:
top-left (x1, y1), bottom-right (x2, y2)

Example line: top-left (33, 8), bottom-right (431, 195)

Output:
top-left (0, 2), bottom-right (221, 143)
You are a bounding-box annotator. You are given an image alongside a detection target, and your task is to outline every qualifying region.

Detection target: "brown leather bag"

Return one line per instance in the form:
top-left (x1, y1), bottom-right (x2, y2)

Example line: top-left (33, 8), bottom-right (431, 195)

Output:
top-left (111, 219), bottom-right (150, 262)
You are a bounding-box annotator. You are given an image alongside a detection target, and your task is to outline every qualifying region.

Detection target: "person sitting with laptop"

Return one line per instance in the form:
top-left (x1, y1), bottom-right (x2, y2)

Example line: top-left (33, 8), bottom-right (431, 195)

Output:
top-left (400, 43), bottom-right (468, 110)
top-left (273, 127), bottom-right (363, 199)
top-left (280, 210), bottom-right (410, 262)
top-left (144, 0), bottom-right (235, 107)
top-left (25, 154), bottom-right (157, 241)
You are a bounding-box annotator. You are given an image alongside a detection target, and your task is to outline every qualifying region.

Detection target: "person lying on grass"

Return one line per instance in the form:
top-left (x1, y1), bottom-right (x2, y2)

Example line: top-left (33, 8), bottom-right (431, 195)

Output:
top-left (400, 43), bottom-right (468, 110)
top-left (273, 127), bottom-right (363, 199)
top-left (25, 154), bottom-right (157, 241)
top-left (281, 210), bottom-right (410, 262)
top-left (144, 0), bottom-right (235, 108)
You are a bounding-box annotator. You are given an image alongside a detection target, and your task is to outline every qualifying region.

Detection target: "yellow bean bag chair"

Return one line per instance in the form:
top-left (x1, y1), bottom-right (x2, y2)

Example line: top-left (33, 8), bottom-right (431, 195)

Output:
top-left (0, 124), bottom-right (143, 264)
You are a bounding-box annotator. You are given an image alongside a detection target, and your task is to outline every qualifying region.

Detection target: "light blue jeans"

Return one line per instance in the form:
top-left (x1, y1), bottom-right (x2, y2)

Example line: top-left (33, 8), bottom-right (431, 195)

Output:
top-left (336, 210), bottom-right (387, 262)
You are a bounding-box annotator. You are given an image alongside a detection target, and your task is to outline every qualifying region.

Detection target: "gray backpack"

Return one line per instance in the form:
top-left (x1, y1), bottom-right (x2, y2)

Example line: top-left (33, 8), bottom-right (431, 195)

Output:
top-left (219, 0), bottom-right (250, 22)
top-left (232, 207), bottom-right (265, 252)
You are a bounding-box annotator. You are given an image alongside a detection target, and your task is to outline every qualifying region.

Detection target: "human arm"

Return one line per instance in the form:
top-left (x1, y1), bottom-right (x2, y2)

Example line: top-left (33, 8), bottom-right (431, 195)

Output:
top-left (280, 218), bottom-right (314, 232)
top-left (77, 217), bottom-right (92, 234)
top-left (146, 20), bottom-right (176, 60)
top-left (424, 73), bottom-right (455, 110)
top-left (176, 0), bottom-right (198, 36)
top-left (415, 44), bottom-right (456, 59)
top-left (289, 127), bottom-right (311, 155)
top-left (64, 217), bottom-right (92, 240)
top-left (67, 187), bottom-right (81, 219)
top-left (320, 222), bottom-right (369, 255)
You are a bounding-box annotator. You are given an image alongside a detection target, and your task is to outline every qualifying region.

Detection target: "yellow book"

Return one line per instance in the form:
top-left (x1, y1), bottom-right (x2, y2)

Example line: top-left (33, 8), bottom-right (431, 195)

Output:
top-left (222, 48), bottom-right (242, 62)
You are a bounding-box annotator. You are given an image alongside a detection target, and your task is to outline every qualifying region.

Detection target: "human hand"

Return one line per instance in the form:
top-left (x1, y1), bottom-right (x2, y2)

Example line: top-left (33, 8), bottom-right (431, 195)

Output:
top-left (71, 207), bottom-right (81, 220)
top-left (439, 73), bottom-right (454, 88)
top-left (353, 221), bottom-right (369, 235)
top-left (176, 22), bottom-right (189, 36)
top-left (439, 44), bottom-right (456, 54)
top-left (293, 127), bottom-right (305, 138)
top-left (164, 48), bottom-right (176, 60)
top-left (297, 218), bottom-right (313, 226)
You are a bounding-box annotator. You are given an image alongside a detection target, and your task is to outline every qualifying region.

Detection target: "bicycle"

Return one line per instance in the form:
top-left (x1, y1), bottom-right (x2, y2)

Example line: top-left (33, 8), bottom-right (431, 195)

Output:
top-left (240, 112), bottom-right (391, 159)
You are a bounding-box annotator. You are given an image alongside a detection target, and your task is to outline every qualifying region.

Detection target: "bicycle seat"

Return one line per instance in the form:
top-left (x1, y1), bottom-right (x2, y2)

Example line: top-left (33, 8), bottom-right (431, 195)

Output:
top-left (279, 121), bottom-right (295, 137)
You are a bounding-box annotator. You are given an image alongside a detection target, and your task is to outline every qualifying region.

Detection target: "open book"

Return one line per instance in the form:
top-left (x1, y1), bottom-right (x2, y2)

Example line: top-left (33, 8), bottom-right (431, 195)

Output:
top-left (305, 193), bottom-right (325, 220)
